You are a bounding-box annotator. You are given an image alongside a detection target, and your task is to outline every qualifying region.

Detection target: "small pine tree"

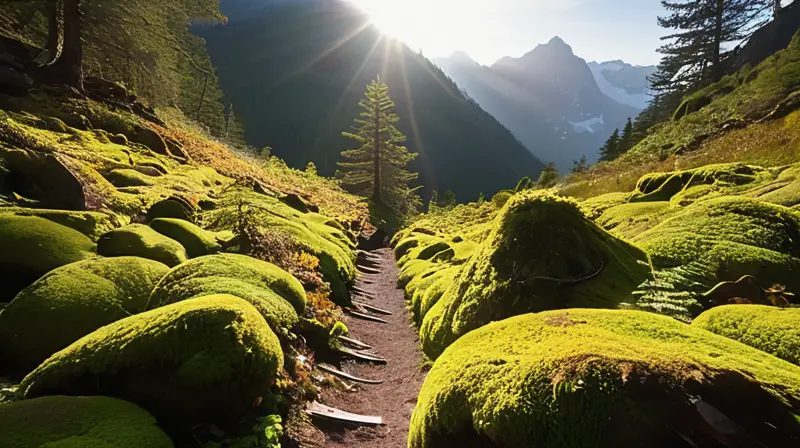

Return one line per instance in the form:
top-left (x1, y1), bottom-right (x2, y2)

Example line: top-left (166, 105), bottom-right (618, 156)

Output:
top-left (442, 190), bottom-right (457, 208)
top-left (305, 161), bottom-right (317, 175)
top-left (339, 77), bottom-right (420, 212)
top-left (428, 190), bottom-right (440, 211)
top-left (599, 128), bottom-right (620, 162)
top-left (571, 155), bottom-right (589, 174)
top-left (478, 192), bottom-right (486, 202)
top-left (537, 162), bottom-right (559, 188)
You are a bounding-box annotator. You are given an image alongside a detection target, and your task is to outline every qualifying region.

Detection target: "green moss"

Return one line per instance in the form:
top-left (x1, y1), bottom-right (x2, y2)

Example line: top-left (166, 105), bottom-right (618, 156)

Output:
top-left (97, 224), bottom-right (188, 267)
top-left (0, 208), bottom-right (120, 240)
top-left (420, 191), bottom-right (650, 359)
top-left (204, 188), bottom-right (355, 304)
top-left (693, 305), bottom-right (800, 366)
top-left (410, 309), bottom-right (800, 448)
top-left (398, 259), bottom-right (436, 289)
top-left (0, 215), bottom-right (95, 302)
top-left (633, 196), bottom-right (800, 291)
top-left (105, 169), bottom-right (157, 187)
top-left (146, 197), bottom-right (197, 223)
top-left (0, 396), bottom-right (173, 448)
top-left (594, 201), bottom-right (671, 240)
top-left (0, 257), bottom-right (169, 376)
top-left (630, 163), bottom-right (768, 203)
top-left (412, 266), bottom-right (461, 326)
top-left (149, 218), bottom-right (221, 258)
top-left (752, 164), bottom-right (800, 207)
top-left (417, 241), bottom-right (453, 261)
top-left (19, 295), bottom-right (283, 427)
top-left (148, 254), bottom-right (305, 329)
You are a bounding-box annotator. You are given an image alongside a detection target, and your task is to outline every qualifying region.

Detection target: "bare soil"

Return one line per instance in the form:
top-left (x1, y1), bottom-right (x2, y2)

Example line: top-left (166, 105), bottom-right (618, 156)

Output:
top-left (319, 248), bottom-right (427, 448)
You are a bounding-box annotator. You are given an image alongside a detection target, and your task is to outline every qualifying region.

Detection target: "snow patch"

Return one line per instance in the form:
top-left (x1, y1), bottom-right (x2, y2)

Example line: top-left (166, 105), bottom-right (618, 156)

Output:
top-left (589, 64), bottom-right (652, 110)
top-left (569, 114), bottom-right (605, 134)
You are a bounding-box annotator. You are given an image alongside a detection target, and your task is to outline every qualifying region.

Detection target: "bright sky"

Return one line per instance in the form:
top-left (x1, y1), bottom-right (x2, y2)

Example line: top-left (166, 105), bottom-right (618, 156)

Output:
top-left (347, 0), bottom-right (668, 66)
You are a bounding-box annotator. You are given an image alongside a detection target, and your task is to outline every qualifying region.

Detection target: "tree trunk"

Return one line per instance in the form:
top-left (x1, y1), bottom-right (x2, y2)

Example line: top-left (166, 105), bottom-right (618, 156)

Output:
top-left (774, 0), bottom-right (782, 17)
top-left (711, 0), bottom-right (724, 81)
top-left (372, 110), bottom-right (381, 204)
top-left (52, 0), bottom-right (84, 89)
top-left (44, 0), bottom-right (63, 66)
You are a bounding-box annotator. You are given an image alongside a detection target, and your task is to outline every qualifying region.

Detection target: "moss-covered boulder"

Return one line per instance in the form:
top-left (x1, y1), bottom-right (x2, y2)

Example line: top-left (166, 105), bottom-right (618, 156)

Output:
top-left (19, 295), bottom-right (283, 426)
top-left (693, 305), bottom-right (800, 366)
top-left (632, 196), bottom-right (800, 290)
top-left (0, 396), bottom-right (173, 448)
top-left (0, 207), bottom-right (119, 240)
top-left (631, 163), bottom-right (768, 203)
top-left (0, 215), bottom-right (95, 302)
top-left (420, 192), bottom-right (649, 359)
top-left (149, 218), bottom-right (221, 258)
top-left (148, 254), bottom-right (305, 330)
top-left (97, 224), bottom-right (188, 267)
top-left (106, 168), bottom-right (157, 187)
top-left (410, 309), bottom-right (800, 448)
top-left (0, 257), bottom-right (169, 376)
top-left (146, 197), bottom-right (197, 223)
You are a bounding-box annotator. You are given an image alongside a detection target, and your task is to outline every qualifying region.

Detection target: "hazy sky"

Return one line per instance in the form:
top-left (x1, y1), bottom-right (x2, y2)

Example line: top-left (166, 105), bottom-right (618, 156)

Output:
top-left (348, 0), bottom-right (668, 66)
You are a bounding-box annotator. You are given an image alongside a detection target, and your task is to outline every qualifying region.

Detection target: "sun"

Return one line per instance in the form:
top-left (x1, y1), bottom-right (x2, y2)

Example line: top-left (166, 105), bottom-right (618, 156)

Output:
top-left (347, 0), bottom-right (470, 56)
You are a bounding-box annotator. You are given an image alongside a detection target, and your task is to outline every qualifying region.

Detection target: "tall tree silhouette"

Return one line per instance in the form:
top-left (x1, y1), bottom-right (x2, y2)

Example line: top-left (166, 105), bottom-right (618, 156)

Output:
top-left (338, 78), bottom-right (419, 211)
top-left (43, 0), bottom-right (84, 88)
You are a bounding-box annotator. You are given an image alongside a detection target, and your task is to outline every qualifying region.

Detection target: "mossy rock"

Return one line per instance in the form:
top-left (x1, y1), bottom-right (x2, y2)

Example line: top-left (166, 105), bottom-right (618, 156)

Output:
top-left (410, 309), bottom-right (800, 448)
top-left (0, 207), bottom-right (119, 240)
top-left (97, 224), bottom-right (188, 267)
top-left (631, 163), bottom-right (767, 203)
top-left (149, 218), bottom-right (221, 258)
top-left (131, 125), bottom-right (169, 156)
top-left (0, 396), bottom-right (173, 448)
top-left (106, 169), bottom-right (157, 187)
top-left (673, 93), bottom-right (713, 120)
top-left (693, 305), bottom-right (800, 366)
top-left (19, 295), bottom-right (283, 427)
top-left (0, 215), bottom-right (95, 302)
top-left (0, 147), bottom-right (86, 210)
top-left (0, 257), bottom-right (169, 376)
top-left (632, 196), bottom-right (800, 291)
top-left (146, 197), bottom-right (197, 223)
top-left (417, 241), bottom-right (452, 261)
top-left (148, 254), bottom-right (305, 330)
top-left (420, 191), bottom-right (649, 359)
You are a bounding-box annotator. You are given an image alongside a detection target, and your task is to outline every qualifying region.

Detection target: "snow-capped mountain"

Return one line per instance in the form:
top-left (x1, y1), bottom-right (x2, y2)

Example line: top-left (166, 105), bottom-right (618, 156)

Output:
top-left (588, 61), bottom-right (656, 110)
top-left (434, 37), bottom-right (642, 170)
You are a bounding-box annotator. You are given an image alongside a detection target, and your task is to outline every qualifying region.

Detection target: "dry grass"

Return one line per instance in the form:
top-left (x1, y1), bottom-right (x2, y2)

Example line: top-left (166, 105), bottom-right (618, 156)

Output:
top-left (156, 108), bottom-right (368, 221)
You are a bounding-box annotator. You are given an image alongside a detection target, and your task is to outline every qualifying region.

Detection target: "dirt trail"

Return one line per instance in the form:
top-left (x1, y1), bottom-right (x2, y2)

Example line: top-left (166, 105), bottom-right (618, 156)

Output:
top-left (319, 248), bottom-right (427, 448)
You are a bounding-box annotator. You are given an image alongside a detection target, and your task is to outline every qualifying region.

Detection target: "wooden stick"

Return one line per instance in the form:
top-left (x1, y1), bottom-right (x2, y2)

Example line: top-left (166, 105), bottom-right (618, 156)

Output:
top-left (337, 347), bottom-right (387, 364)
top-left (337, 335), bottom-right (373, 350)
top-left (318, 364), bottom-right (384, 384)
top-left (353, 301), bottom-right (392, 316)
top-left (306, 401), bottom-right (383, 426)
top-left (346, 308), bottom-right (389, 324)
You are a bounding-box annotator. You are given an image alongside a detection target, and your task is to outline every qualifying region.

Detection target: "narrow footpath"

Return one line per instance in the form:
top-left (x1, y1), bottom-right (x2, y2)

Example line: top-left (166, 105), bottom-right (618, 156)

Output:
top-left (318, 248), bottom-right (427, 448)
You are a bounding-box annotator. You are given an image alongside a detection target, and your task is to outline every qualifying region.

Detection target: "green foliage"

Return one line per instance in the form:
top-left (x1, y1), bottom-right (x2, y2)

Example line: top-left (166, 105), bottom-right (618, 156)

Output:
top-left (97, 224), bottom-right (188, 267)
top-left (338, 78), bottom-right (421, 216)
top-left (148, 254), bottom-right (305, 331)
top-left (570, 155), bottom-right (589, 174)
top-left (515, 176), bottom-right (535, 192)
top-left (0, 396), bottom-right (173, 448)
top-left (598, 128), bottom-right (621, 162)
top-left (20, 295), bottom-right (284, 427)
top-left (409, 309), bottom-right (800, 448)
top-left (0, 214), bottom-right (95, 302)
top-left (419, 191), bottom-right (649, 359)
top-left (0, 257), bottom-right (169, 376)
top-left (693, 305), bottom-right (800, 365)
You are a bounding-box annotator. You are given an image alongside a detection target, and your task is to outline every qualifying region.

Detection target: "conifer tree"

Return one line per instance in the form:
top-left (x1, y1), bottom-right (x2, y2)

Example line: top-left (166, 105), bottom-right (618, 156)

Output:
top-left (536, 162), bottom-right (559, 188)
top-left (619, 117), bottom-right (634, 153)
top-left (428, 190), bottom-right (439, 212)
top-left (442, 190), bottom-right (457, 208)
top-left (339, 78), bottom-right (420, 211)
top-left (599, 128), bottom-right (621, 162)
top-left (571, 155), bottom-right (589, 174)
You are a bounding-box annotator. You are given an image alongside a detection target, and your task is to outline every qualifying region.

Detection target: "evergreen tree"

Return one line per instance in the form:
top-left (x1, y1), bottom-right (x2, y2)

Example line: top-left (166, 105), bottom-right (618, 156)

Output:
top-left (442, 190), bottom-right (457, 208)
top-left (619, 117), bottom-right (634, 153)
top-left (428, 190), bottom-right (439, 211)
top-left (651, 0), bottom-right (771, 96)
top-left (571, 155), bottom-right (589, 174)
top-left (339, 78), bottom-right (420, 211)
top-left (478, 192), bottom-right (486, 202)
top-left (536, 162), bottom-right (559, 188)
top-left (599, 128), bottom-right (621, 162)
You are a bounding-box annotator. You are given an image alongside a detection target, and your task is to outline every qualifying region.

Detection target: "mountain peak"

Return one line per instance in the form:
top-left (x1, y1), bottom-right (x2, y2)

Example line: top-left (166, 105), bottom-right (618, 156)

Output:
top-left (449, 51), bottom-right (478, 65)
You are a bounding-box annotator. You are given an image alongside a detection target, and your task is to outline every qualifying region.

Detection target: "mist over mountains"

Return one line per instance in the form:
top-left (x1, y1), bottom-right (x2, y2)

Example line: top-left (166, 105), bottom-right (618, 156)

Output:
top-left (434, 38), bottom-right (655, 170)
